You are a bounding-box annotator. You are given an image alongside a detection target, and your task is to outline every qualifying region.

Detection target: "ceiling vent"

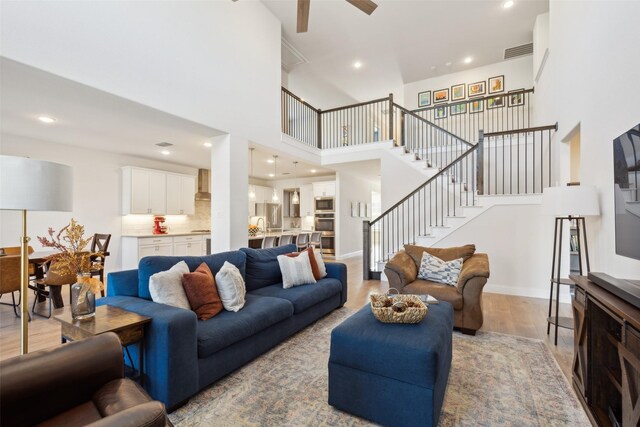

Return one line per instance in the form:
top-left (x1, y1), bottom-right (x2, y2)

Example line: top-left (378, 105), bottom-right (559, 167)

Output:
top-left (504, 42), bottom-right (533, 60)
top-left (282, 38), bottom-right (308, 72)
top-left (155, 142), bottom-right (173, 147)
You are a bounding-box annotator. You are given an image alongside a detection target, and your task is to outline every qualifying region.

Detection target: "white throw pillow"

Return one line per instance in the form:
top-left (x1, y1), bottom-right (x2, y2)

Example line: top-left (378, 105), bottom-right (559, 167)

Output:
top-left (417, 252), bottom-right (463, 286)
top-left (214, 261), bottom-right (246, 312)
top-left (278, 250), bottom-right (317, 289)
top-left (313, 249), bottom-right (327, 278)
top-left (148, 261), bottom-right (191, 309)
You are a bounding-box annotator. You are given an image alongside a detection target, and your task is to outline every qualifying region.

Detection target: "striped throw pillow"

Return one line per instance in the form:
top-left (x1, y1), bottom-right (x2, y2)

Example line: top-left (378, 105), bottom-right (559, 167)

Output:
top-left (277, 250), bottom-right (317, 289)
top-left (417, 251), bottom-right (463, 286)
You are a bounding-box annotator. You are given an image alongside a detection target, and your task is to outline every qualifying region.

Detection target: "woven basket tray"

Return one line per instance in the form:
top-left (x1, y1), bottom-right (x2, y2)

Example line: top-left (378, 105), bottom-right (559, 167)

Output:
top-left (370, 293), bottom-right (428, 324)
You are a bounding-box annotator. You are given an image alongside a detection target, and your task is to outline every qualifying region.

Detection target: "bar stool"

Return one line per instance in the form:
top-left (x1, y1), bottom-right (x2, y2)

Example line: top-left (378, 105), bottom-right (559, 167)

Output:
top-left (296, 233), bottom-right (310, 251)
top-left (309, 232), bottom-right (323, 251)
top-left (262, 236), bottom-right (277, 249)
top-left (279, 234), bottom-right (293, 246)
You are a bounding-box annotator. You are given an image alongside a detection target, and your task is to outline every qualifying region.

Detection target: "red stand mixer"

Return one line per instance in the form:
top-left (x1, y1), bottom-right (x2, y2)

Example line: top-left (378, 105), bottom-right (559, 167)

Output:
top-left (153, 216), bottom-right (168, 234)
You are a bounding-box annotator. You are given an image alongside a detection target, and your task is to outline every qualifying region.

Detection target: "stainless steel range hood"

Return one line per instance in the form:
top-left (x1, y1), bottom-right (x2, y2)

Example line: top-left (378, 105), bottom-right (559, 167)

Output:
top-left (195, 169), bottom-right (211, 201)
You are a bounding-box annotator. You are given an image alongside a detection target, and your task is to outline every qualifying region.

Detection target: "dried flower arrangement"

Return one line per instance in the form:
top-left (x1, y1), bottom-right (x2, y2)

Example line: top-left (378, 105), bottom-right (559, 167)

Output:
top-left (38, 218), bottom-right (104, 292)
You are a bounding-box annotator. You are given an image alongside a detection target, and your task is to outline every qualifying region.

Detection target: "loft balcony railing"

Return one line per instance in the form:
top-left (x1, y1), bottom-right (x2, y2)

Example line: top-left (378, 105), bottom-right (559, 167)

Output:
top-left (281, 87), bottom-right (534, 150)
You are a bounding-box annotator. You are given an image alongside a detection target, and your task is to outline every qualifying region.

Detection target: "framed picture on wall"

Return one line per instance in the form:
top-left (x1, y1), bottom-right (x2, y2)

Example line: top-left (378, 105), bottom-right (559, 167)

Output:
top-left (450, 103), bottom-right (467, 115)
top-left (435, 106), bottom-right (447, 119)
top-left (487, 96), bottom-right (505, 109)
top-left (433, 88), bottom-right (449, 103)
top-left (508, 89), bottom-right (525, 107)
top-left (358, 202), bottom-right (366, 218)
top-left (488, 75), bottom-right (505, 94)
top-left (451, 84), bottom-right (465, 101)
top-left (418, 90), bottom-right (431, 107)
top-left (351, 202), bottom-right (358, 217)
top-left (467, 81), bottom-right (486, 97)
top-left (469, 99), bottom-right (484, 114)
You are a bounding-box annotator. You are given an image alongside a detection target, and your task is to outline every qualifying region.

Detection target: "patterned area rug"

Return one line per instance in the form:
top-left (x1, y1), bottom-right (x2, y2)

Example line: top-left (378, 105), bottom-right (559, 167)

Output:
top-left (169, 307), bottom-right (589, 426)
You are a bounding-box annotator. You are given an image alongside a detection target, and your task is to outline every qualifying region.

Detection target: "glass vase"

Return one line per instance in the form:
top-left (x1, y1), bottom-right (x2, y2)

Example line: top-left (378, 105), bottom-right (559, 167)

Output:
top-left (71, 273), bottom-right (96, 321)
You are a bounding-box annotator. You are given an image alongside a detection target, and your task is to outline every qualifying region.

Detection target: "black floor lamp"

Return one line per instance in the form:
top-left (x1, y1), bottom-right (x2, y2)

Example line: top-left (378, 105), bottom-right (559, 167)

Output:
top-left (542, 184), bottom-right (600, 345)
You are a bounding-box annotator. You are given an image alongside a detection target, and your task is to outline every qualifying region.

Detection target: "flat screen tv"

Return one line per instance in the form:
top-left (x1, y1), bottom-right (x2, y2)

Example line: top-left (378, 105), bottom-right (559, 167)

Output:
top-left (613, 123), bottom-right (640, 260)
top-left (589, 123), bottom-right (640, 309)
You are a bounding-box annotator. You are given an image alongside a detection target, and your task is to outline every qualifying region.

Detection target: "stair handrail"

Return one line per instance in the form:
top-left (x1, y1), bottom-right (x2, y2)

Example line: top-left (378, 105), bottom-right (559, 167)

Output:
top-left (322, 96), bottom-right (392, 114)
top-left (410, 88), bottom-right (534, 113)
top-left (482, 122), bottom-right (558, 138)
top-left (281, 86), bottom-right (320, 113)
top-left (393, 103), bottom-right (474, 147)
top-left (369, 144), bottom-right (479, 227)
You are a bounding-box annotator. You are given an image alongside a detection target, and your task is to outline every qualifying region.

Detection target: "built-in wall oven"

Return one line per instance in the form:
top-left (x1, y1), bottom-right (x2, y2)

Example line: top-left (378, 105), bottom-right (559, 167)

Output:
top-left (314, 213), bottom-right (335, 255)
top-left (315, 197), bottom-right (335, 213)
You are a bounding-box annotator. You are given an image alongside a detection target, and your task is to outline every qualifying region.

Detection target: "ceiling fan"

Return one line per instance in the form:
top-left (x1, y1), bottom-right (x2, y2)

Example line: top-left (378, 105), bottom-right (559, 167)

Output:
top-left (296, 0), bottom-right (378, 33)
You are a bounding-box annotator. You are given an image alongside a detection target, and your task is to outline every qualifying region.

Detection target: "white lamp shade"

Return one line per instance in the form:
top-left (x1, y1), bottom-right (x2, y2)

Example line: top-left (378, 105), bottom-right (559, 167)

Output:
top-left (542, 185), bottom-right (600, 217)
top-left (0, 155), bottom-right (73, 211)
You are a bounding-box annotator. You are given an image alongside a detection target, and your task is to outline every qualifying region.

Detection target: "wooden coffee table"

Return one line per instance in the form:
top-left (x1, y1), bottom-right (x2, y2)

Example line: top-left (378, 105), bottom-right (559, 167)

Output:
top-left (53, 305), bottom-right (151, 385)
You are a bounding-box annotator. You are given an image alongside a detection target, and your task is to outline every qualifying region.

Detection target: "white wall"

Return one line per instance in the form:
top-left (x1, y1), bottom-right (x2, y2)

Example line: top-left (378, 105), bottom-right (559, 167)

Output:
top-left (287, 65), bottom-right (359, 110)
top-left (403, 56), bottom-right (534, 110)
top-left (335, 171), bottom-right (377, 258)
top-left (0, 0), bottom-right (287, 156)
top-left (535, 0), bottom-right (640, 278)
top-left (0, 133), bottom-right (197, 275)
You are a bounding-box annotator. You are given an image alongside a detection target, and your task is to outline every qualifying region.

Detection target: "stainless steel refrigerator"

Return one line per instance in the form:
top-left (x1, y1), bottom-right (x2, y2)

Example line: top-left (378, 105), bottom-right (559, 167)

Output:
top-left (255, 203), bottom-right (282, 230)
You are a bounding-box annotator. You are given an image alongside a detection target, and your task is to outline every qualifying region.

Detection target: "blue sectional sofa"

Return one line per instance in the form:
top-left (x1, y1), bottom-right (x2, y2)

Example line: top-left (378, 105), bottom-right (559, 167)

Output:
top-left (99, 244), bottom-right (347, 410)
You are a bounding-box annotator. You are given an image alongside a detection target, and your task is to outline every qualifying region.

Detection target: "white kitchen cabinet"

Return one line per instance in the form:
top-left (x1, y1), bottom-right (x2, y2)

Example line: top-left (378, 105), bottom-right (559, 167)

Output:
top-left (125, 168), bottom-right (167, 215)
top-left (313, 181), bottom-right (336, 198)
top-left (123, 167), bottom-right (195, 215)
top-left (166, 174), bottom-right (196, 215)
top-left (173, 235), bottom-right (204, 256)
top-left (300, 184), bottom-right (314, 216)
top-left (121, 234), bottom-right (206, 270)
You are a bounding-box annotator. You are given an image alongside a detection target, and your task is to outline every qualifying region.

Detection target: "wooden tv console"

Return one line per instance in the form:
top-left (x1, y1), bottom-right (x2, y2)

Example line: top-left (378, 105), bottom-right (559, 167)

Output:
top-left (570, 275), bottom-right (640, 427)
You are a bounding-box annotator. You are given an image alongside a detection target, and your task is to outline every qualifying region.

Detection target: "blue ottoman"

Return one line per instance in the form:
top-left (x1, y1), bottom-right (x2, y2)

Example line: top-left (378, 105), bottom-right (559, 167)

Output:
top-left (328, 302), bottom-right (453, 427)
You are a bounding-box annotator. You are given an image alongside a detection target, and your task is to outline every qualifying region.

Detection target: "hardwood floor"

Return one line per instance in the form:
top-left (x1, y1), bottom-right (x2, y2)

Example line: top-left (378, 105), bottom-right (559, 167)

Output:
top-left (0, 255), bottom-right (574, 381)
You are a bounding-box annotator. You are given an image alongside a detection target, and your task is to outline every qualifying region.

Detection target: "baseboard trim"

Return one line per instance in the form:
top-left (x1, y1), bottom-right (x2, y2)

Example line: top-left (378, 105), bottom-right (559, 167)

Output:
top-left (335, 250), bottom-right (363, 260)
top-left (484, 283), bottom-right (572, 303)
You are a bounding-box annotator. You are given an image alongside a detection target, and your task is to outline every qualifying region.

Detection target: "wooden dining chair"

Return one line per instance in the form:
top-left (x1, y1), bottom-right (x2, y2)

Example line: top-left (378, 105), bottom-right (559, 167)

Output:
top-left (89, 233), bottom-right (111, 297)
top-left (1, 246), bottom-right (41, 279)
top-left (278, 234), bottom-right (293, 246)
top-left (30, 262), bottom-right (76, 319)
top-left (262, 236), bottom-right (277, 249)
top-left (309, 232), bottom-right (323, 251)
top-left (0, 255), bottom-right (23, 318)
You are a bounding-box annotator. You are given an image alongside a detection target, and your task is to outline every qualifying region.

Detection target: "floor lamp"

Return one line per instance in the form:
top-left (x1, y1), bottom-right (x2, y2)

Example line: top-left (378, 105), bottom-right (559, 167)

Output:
top-left (542, 184), bottom-right (600, 345)
top-left (0, 155), bottom-right (73, 354)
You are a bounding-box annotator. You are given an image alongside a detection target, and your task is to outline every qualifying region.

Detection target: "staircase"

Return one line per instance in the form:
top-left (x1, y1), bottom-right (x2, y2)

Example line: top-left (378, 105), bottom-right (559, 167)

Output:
top-left (280, 87), bottom-right (557, 279)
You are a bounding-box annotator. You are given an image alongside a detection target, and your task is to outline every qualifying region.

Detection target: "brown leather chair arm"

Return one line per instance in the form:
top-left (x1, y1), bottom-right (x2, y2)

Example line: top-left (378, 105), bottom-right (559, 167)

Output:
top-left (384, 251), bottom-right (418, 293)
top-left (85, 402), bottom-right (170, 427)
top-left (0, 333), bottom-right (124, 426)
top-left (457, 253), bottom-right (490, 292)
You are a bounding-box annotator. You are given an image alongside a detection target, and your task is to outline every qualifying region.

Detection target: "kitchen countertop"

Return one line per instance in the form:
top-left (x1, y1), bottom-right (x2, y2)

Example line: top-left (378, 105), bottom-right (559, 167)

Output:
top-left (248, 230), bottom-right (314, 241)
top-left (121, 231), bottom-right (211, 238)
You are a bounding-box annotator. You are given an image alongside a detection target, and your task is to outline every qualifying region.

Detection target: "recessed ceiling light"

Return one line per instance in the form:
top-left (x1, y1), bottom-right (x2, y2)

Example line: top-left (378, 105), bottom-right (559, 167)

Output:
top-left (203, 142), bottom-right (212, 148)
top-left (310, 169), bottom-right (317, 173)
top-left (37, 116), bottom-right (56, 124)
top-left (503, 0), bottom-right (514, 9)
top-left (353, 61), bottom-right (362, 69)
top-left (161, 150), bottom-right (171, 156)
top-left (268, 173), bottom-right (275, 177)
top-left (445, 62), bottom-right (452, 67)
top-left (464, 57), bottom-right (473, 64)
top-left (267, 159), bottom-right (274, 164)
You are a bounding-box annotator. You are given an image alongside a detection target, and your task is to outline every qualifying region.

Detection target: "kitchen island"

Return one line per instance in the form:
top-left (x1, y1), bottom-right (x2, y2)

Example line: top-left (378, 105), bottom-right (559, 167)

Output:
top-left (247, 230), bottom-right (313, 249)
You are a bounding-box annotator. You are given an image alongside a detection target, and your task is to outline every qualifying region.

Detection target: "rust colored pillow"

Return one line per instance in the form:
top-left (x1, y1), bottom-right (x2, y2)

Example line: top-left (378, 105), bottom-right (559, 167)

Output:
top-left (182, 263), bottom-right (223, 320)
top-left (286, 247), bottom-right (322, 280)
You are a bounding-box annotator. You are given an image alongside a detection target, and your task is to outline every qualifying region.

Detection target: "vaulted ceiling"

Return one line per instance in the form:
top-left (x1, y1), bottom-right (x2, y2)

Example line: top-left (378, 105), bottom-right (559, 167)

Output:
top-left (264, 0), bottom-right (548, 101)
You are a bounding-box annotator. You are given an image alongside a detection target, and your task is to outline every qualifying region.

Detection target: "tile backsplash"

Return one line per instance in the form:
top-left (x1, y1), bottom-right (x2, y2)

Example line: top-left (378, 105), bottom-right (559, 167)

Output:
top-left (122, 200), bottom-right (211, 234)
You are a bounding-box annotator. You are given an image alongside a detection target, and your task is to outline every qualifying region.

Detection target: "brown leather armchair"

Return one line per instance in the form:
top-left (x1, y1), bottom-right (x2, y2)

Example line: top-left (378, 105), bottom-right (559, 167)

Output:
top-left (384, 244), bottom-right (490, 335)
top-left (0, 333), bottom-right (171, 427)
